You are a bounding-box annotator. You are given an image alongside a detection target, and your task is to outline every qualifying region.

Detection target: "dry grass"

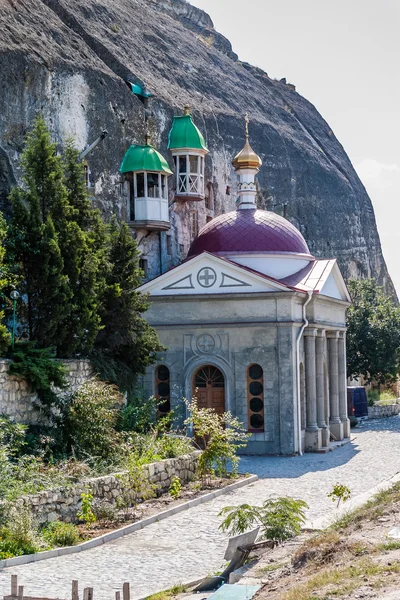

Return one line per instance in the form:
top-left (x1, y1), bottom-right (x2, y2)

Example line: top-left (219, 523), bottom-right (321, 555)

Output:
top-left (257, 560), bottom-right (288, 576)
top-left (282, 559), bottom-right (400, 600)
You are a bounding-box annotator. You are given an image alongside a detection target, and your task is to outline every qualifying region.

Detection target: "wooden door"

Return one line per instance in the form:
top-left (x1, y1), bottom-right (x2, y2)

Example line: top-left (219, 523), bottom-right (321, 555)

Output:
top-left (194, 365), bottom-right (225, 415)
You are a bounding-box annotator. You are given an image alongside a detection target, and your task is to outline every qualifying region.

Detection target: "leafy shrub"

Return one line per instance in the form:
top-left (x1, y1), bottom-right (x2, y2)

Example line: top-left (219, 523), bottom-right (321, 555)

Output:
top-left (117, 396), bottom-right (158, 433)
top-left (367, 389), bottom-right (379, 406)
top-left (77, 491), bottom-right (96, 525)
top-left (122, 431), bottom-right (192, 465)
top-left (219, 497), bottom-right (309, 543)
top-left (65, 379), bottom-right (124, 461)
top-left (185, 397), bottom-right (250, 478)
top-left (116, 453), bottom-right (157, 511)
top-left (328, 483), bottom-right (351, 508)
top-left (42, 521), bottom-right (80, 547)
top-left (8, 343), bottom-right (67, 412)
top-left (92, 499), bottom-right (117, 522)
top-left (0, 507), bottom-right (40, 558)
top-left (169, 476), bottom-right (182, 500)
top-left (0, 416), bottom-right (26, 456)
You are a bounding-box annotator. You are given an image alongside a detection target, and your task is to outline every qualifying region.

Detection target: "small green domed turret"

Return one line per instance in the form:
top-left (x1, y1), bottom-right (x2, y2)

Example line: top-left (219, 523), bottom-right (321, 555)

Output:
top-left (168, 106), bottom-right (208, 152)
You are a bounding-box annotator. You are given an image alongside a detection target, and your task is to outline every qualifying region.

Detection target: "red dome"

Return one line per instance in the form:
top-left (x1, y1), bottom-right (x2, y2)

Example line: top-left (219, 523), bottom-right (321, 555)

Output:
top-left (188, 209), bottom-right (311, 257)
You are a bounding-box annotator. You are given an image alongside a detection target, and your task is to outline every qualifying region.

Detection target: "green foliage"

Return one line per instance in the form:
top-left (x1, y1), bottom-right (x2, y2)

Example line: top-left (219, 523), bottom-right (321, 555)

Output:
top-left (347, 279), bottom-right (400, 385)
top-left (117, 396), bottom-right (158, 434)
top-left (219, 496), bottom-right (309, 543)
top-left (185, 397), bottom-right (250, 478)
top-left (92, 218), bottom-right (164, 395)
top-left (0, 214), bottom-right (11, 355)
top-left (328, 483), bottom-right (351, 508)
top-left (57, 141), bottom-right (105, 356)
top-left (65, 379), bottom-right (124, 461)
top-left (123, 430), bottom-right (193, 463)
top-left (8, 343), bottom-right (67, 411)
top-left (0, 507), bottom-right (40, 559)
top-left (116, 453), bottom-right (157, 510)
top-left (6, 132), bottom-right (72, 348)
top-left (169, 476), bottom-right (182, 500)
top-left (218, 503), bottom-right (261, 536)
top-left (0, 416), bottom-right (26, 456)
top-left (77, 491), bottom-right (96, 525)
top-left (42, 521), bottom-right (80, 547)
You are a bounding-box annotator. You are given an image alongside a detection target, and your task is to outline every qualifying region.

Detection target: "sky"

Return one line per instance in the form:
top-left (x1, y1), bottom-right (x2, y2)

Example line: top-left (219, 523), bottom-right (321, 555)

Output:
top-left (192, 0), bottom-right (400, 294)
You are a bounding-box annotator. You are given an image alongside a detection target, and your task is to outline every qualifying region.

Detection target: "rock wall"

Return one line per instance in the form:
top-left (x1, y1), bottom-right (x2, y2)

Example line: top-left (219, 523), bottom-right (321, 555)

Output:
top-left (368, 404), bottom-right (400, 419)
top-left (14, 452), bottom-right (200, 524)
top-left (0, 0), bottom-right (393, 293)
top-left (0, 359), bottom-right (92, 424)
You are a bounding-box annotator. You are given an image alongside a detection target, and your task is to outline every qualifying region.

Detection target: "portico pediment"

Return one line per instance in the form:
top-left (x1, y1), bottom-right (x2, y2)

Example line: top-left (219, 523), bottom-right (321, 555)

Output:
top-left (138, 252), bottom-right (292, 296)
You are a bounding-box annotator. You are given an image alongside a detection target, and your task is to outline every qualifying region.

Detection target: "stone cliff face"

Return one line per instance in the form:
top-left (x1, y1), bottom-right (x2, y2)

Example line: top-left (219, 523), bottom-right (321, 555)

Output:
top-left (0, 0), bottom-right (392, 290)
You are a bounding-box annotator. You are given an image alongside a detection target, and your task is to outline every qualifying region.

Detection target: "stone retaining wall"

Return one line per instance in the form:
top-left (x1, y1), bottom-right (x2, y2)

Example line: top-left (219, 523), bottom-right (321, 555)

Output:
top-left (0, 359), bottom-right (92, 424)
top-left (368, 404), bottom-right (400, 419)
top-left (15, 452), bottom-right (201, 524)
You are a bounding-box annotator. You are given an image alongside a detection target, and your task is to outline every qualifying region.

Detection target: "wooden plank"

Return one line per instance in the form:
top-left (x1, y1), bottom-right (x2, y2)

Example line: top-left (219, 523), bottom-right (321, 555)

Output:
top-left (11, 575), bottom-right (18, 597)
top-left (115, 592), bottom-right (120, 600)
top-left (72, 581), bottom-right (79, 600)
top-left (122, 583), bottom-right (130, 600)
top-left (17, 586), bottom-right (23, 600)
top-left (83, 588), bottom-right (93, 600)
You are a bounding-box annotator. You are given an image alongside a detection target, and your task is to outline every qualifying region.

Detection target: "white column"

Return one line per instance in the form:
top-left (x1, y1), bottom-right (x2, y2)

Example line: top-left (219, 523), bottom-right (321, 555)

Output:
top-left (304, 329), bottom-right (322, 451)
top-left (327, 331), bottom-right (344, 441)
top-left (316, 329), bottom-right (330, 447)
top-left (339, 332), bottom-right (350, 438)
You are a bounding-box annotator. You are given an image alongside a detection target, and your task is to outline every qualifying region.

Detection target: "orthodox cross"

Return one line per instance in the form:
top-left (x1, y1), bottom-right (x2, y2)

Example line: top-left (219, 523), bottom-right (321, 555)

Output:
top-left (197, 267), bottom-right (216, 287)
top-left (197, 334), bottom-right (215, 353)
top-left (245, 113), bottom-right (249, 140)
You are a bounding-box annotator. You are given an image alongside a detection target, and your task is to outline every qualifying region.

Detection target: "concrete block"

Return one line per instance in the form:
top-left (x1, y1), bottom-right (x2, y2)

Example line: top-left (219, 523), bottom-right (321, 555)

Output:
top-left (305, 429), bottom-right (322, 452)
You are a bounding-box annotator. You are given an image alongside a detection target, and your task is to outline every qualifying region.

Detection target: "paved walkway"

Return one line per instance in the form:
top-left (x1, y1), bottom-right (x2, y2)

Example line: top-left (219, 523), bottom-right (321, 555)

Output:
top-left (1, 418), bottom-right (400, 600)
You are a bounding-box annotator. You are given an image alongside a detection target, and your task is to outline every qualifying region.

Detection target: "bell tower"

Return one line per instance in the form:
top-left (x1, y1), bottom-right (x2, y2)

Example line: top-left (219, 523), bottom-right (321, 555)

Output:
top-left (168, 106), bottom-right (209, 202)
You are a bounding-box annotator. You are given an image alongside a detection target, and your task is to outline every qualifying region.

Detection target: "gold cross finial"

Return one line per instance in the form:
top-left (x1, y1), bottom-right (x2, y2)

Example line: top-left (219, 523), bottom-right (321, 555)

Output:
top-left (245, 113), bottom-right (249, 140)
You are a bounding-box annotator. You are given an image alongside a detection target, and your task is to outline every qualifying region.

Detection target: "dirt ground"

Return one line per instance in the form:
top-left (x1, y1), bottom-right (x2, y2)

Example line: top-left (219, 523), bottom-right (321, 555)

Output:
top-left (235, 484), bottom-right (400, 599)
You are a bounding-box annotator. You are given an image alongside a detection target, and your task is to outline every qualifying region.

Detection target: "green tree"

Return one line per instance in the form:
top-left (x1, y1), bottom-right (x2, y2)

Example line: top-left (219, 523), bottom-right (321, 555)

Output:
top-left (346, 278), bottom-right (400, 385)
top-left (7, 184), bottom-right (71, 347)
top-left (0, 214), bottom-right (11, 354)
top-left (57, 142), bottom-right (105, 355)
top-left (92, 219), bottom-right (164, 394)
top-left (6, 118), bottom-right (104, 356)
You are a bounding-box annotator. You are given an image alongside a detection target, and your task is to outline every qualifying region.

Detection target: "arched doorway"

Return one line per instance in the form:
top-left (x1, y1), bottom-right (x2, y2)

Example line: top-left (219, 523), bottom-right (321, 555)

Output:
top-left (193, 365), bottom-right (225, 415)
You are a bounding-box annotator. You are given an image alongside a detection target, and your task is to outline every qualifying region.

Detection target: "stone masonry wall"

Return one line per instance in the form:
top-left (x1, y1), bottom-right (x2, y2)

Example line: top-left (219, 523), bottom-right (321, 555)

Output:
top-left (15, 452), bottom-right (200, 524)
top-left (368, 404), bottom-right (400, 419)
top-left (0, 359), bottom-right (92, 424)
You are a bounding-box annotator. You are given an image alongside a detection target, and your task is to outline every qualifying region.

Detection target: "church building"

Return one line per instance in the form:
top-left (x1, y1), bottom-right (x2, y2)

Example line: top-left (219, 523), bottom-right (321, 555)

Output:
top-left (121, 111), bottom-right (351, 455)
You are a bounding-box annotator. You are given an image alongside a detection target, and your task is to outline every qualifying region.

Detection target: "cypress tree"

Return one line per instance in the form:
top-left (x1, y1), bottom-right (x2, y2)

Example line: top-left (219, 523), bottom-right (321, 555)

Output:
top-left (93, 219), bottom-right (164, 394)
top-left (56, 141), bottom-right (105, 356)
top-left (0, 214), bottom-right (11, 355)
top-left (7, 186), bottom-right (71, 348)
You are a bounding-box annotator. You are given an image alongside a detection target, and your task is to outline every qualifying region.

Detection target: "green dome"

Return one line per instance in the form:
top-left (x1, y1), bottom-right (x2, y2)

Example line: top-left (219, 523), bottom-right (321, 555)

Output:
top-left (168, 114), bottom-right (208, 152)
top-left (120, 144), bottom-right (173, 175)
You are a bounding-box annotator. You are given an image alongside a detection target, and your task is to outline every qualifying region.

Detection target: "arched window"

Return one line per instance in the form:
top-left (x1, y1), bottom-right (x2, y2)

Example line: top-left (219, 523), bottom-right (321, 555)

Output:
top-left (155, 365), bottom-right (170, 417)
top-left (247, 364), bottom-right (264, 433)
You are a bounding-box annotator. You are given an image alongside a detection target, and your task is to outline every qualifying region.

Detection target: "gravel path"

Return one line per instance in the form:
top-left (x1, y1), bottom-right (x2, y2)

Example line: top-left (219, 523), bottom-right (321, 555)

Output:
top-left (1, 418), bottom-right (400, 600)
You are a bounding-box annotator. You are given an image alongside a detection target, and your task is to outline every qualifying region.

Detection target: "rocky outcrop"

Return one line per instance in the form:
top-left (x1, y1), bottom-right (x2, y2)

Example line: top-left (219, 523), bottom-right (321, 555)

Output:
top-left (0, 0), bottom-right (393, 291)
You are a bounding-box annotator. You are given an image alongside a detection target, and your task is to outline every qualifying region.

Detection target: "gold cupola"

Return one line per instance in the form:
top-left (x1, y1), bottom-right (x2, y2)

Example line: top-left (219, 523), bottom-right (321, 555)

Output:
top-left (232, 114), bottom-right (262, 171)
